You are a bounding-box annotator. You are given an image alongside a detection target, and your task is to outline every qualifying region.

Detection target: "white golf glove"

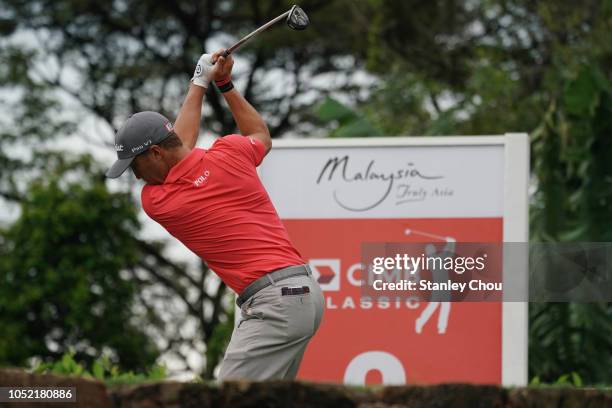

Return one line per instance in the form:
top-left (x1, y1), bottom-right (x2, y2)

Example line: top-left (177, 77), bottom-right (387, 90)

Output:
top-left (191, 53), bottom-right (214, 88)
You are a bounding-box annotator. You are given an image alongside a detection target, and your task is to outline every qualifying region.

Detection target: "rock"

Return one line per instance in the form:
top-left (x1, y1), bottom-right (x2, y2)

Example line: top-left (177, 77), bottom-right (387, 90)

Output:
top-left (217, 380), bottom-right (359, 408)
top-left (2, 368), bottom-right (611, 408)
top-left (371, 383), bottom-right (505, 408)
top-left (109, 381), bottom-right (219, 408)
top-left (507, 386), bottom-right (612, 408)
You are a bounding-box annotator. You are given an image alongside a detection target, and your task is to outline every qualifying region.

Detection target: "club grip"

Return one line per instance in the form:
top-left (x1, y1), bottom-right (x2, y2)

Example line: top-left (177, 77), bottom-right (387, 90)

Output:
top-left (212, 49), bottom-right (230, 65)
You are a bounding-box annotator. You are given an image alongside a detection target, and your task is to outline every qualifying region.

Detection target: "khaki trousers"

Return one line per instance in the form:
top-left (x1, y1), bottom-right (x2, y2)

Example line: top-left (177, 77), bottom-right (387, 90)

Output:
top-left (219, 272), bottom-right (325, 380)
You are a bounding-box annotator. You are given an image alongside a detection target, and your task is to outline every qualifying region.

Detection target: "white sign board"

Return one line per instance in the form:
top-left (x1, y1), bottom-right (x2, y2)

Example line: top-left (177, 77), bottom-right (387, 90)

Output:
top-left (259, 135), bottom-right (529, 386)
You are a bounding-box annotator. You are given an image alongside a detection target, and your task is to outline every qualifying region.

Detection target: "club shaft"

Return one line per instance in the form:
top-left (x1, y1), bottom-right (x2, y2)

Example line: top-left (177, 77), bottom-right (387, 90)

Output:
top-left (406, 228), bottom-right (449, 242)
top-left (224, 10), bottom-right (291, 56)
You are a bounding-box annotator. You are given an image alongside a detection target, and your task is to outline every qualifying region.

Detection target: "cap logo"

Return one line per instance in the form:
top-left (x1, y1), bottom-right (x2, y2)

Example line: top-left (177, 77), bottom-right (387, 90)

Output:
top-left (165, 121), bottom-right (173, 132)
top-left (115, 144), bottom-right (124, 152)
top-left (131, 139), bottom-right (152, 154)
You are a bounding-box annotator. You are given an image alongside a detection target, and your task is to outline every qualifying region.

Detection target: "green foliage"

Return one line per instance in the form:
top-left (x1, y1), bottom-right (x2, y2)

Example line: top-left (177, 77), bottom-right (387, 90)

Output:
top-left (338, 0), bottom-right (612, 138)
top-left (363, 73), bottom-right (435, 136)
top-left (32, 350), bottom-right (166, 385)
top-left (531, 65), bottom-right (612, 242)
top-left (0, 0), bottom-right (372, 137)
top-left (204, 305), bottom-right (234, 379)
top-left (316, 97), bottom-right (382, 137)
top-left (528, 62), bottom-right (612, 386)
top-left (518, 4), bottom-right (612, 379)
top-left (0, 153), bottom-right (159, 372)
top-left (530, 371), bottom-right (583, 387)
top-left (529, 302), bottom-right (612, 385)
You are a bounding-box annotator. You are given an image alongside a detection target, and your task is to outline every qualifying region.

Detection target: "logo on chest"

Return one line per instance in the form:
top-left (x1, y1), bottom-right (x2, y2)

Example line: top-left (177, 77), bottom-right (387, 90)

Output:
top-left (193, 170), bottom-right (211, 187)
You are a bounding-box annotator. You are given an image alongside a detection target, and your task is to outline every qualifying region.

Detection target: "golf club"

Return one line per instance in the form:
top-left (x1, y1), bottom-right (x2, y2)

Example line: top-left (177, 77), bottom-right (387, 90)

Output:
top-left (404, 228), bottom-right (456, 243)
top-left (221, 5), bottom-right (309, 58)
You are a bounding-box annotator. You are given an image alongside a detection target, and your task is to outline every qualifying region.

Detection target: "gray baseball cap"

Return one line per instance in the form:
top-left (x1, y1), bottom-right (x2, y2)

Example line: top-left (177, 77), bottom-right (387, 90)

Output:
top-left (106, 111), bottom-right (175, 178)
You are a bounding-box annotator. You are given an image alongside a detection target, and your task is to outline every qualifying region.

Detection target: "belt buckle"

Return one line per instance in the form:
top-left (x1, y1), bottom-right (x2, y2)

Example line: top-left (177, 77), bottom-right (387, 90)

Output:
top-left (304, 264), bottom-right (313, 276)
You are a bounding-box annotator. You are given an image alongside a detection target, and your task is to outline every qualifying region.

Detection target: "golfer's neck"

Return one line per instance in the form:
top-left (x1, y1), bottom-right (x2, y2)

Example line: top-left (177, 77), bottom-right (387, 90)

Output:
top-left (167, 146), bottom-right (192, 168)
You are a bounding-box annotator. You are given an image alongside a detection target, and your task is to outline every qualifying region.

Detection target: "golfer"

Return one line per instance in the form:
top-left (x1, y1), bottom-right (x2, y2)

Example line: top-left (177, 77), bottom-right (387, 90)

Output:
top-left (105, 49), bottom-right (324, 380)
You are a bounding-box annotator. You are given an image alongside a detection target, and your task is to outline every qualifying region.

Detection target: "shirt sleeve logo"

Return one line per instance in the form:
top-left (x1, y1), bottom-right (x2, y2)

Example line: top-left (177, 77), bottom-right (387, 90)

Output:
top-left (193, 170), bottom-right (210, 187)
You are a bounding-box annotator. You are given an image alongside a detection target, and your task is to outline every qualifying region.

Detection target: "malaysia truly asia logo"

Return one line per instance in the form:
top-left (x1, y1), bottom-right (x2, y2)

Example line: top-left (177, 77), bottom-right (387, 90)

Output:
top-left (316, 155), bottom-right (447, 212)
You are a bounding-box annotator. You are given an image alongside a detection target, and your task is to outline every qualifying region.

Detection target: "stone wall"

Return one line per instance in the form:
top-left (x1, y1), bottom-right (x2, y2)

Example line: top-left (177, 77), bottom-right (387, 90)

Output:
top-left (0, 368), bottom-right (110, 408)
top-left (1, 368), bottom-right (610, 408)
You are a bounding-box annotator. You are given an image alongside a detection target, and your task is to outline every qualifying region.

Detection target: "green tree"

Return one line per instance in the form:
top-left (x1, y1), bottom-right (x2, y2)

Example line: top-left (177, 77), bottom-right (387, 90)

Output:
top-left (529, 65), bottom-right (612, 384)
top-left (344, 0), bottom-right (610, 137)
top-left (1, 0), bottom-right (369, 137)
top-left (0, 154), bottom-right (158, 371)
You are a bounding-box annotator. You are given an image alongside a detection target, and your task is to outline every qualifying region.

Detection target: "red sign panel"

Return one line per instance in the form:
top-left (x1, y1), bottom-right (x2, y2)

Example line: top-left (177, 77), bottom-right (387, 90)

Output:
top-left (288, 218), bottom-right (503, 384)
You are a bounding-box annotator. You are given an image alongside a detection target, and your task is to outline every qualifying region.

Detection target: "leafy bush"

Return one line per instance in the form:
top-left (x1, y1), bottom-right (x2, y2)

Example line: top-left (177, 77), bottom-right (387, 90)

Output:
top-left (32, 351), bottom-right (166, 386)
top-left (530, 372), bottom-right (583, 387)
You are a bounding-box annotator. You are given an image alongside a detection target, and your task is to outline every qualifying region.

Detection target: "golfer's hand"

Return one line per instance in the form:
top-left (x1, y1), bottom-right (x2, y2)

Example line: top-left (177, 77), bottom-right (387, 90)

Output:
top-left (210, 49), bottom-right (234, 82)
top-left (191, 53), bottom-right (214, 88)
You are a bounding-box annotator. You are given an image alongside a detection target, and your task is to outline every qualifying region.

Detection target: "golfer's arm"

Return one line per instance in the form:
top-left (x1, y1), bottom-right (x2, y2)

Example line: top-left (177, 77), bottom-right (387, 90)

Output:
top-left (222, 88), bottom-right (272, 154)
top-left (173, 84), bottom-right (206, 150)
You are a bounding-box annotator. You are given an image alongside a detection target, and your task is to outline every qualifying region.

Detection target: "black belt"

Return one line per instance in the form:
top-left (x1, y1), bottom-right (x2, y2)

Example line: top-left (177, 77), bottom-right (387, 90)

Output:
top-left (237, 264), bottom-right (311, 307)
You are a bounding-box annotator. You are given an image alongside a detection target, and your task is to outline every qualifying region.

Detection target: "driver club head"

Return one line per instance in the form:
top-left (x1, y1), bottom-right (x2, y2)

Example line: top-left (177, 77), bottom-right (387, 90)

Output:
top-left (286, 5), bottom-right (309, 30)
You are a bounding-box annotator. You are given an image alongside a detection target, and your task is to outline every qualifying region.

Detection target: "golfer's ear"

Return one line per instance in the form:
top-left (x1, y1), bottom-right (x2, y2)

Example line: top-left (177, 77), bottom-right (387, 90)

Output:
top-left (150, 145), bottom-right (163, 158)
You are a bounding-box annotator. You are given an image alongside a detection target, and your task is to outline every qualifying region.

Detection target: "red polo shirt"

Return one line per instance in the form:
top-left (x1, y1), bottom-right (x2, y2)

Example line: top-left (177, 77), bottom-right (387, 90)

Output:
top-left (141, 134), bottom-right (304, 294)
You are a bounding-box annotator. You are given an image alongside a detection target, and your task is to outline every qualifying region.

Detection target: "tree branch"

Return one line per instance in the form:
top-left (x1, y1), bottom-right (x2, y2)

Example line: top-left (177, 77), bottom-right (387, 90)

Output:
top-left (136, 238), bottom-right (200, 289)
